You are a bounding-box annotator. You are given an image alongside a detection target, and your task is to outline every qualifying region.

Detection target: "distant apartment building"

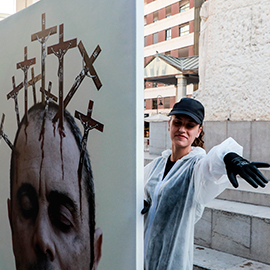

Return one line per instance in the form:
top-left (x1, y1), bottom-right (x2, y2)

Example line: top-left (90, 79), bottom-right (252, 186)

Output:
top-left (0, 13), bottom-right (10, 21)
top-left (0, 0), bottom-right (39, 21)
top-left (144, 0), bottom-right (205, 122)
top-left (16, 0), bottom-right (39, 12)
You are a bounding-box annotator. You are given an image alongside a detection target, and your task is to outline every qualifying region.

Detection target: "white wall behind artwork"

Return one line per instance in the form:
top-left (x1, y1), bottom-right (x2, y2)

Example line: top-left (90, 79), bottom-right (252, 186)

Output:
top-left (0, 0), bottom-right (144, 269)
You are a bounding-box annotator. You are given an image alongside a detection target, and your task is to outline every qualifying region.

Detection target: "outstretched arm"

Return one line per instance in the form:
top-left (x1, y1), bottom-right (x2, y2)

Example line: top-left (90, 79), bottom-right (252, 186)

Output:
top-left (223, 152), bottom-right (269, 188)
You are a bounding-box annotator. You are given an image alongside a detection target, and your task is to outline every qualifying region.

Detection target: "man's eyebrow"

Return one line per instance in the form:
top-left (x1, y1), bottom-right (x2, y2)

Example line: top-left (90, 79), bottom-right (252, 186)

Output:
top-left (47, 190), bottom-right (78, 212)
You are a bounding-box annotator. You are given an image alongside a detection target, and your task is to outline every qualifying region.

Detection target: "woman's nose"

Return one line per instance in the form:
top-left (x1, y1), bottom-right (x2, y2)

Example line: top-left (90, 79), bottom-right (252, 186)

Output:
top-left (178, 125), bottom-right (185, 132)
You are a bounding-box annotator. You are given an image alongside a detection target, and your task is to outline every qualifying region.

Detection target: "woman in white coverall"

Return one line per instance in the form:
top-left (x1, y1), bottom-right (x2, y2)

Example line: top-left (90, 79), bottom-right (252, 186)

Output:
top-left (142, 98), bottom-right (269, 270)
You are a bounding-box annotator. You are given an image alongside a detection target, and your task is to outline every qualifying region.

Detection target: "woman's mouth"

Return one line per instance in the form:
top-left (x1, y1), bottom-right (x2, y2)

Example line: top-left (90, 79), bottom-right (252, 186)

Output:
top-left (176, 134), bottom-right (187, 139)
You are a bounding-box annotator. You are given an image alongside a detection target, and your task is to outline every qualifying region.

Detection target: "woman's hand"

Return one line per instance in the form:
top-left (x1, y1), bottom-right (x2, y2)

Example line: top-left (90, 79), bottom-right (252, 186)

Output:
top-left (223, 152), bottom-right (270, 188)
top-left (141, 200), bottom-right (151, 214)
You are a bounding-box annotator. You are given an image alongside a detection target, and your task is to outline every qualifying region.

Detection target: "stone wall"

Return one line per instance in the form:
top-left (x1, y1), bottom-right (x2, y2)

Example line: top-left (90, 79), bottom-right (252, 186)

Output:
top-left (149, 121), bottom-right (171, 155)
top-left (197, 0), bottom-right (270, 121)
top-left (145, 120), bottom-right (270, 164)
top-left (204, 121), bottom-right (270, 163)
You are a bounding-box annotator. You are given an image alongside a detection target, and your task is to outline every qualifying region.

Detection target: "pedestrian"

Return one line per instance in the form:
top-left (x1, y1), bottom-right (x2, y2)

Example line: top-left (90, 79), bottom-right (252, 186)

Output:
top-left (142, 98), bottom-right (269, 270)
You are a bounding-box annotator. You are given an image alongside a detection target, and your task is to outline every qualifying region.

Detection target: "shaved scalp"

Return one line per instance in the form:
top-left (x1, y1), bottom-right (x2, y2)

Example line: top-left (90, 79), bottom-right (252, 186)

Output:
top-left (10, 101), bottom-right (96, 269)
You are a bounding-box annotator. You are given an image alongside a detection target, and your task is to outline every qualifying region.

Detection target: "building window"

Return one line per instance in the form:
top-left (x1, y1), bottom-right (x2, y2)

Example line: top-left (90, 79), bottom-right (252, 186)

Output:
top-left (144, 99), bottom-right (146, 109)
top-left (153, 32), bottom-right (159, 44)
top-left (179, 24), bottom-right (189, 36)
top-left (164, 97), bottom-right (171, 108)
top-left (165, 28), bottom-right (171, 40)
top-left (152, 82), bottom-right (158, 87)
top-left (153, 11), bottom-right (159, 23)
top-left (179, 2), bottom-right (190, 13)
top-left (144, 16), bottom-right (147, 26)
top-left (144, 36), bottom-right (147, 47)
top-left (178, 47), bottom-right (189, 58)
top-left (165, 6), bottom-right (171, 18)
top-left (144, 114), bottom-right (149, 137)
top-left (165, 51), bottom-right (171, 56)
top-left (152, 99), bottom-right (157, 110)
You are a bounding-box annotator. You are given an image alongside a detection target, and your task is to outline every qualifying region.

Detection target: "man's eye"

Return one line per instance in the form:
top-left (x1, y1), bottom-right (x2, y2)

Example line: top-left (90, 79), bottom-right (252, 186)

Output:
top-left (49, 205), bottom-right (74, 232)
top-left (19, 195), bottom-right (37, 219)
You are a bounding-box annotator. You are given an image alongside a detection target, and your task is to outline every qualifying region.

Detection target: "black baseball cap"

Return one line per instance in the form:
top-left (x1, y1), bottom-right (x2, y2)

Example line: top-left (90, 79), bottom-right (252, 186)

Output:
top-left (168, 98), bottom-right (204, 125)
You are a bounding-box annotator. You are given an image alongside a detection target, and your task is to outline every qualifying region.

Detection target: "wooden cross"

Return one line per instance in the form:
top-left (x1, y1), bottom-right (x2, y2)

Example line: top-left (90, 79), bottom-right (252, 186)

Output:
top-left (74, 100), bottom-right (104, 210)
top-left (52, 42), bottom-right (101, 123)
top-left (16, 46), bottom-right (36, 123)
top-left (31, 13), bottom-right (57, 102)
top-left (39, 82), bottom-right (57, 132)
top-left (7, 76), bottom-right (23, 127)
top-left (75, 100), bottom-right (104, 178)
top-left (28, 68), bottom-right (41, 104)
top-left (40, 81), bottom-right (58, 104)
top-left (78, 41), bottom-right (102, 90)
top-left (75, 100), bottom-right (104, 133)
top-left (47, 24), bottom-right (77, 130)
top-left (0, 114), bottom-right (13, 150)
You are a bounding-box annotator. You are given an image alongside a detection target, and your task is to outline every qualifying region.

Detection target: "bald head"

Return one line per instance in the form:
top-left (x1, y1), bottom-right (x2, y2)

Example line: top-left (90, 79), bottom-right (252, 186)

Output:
top-left (8, 102), bottom-right (101, 270)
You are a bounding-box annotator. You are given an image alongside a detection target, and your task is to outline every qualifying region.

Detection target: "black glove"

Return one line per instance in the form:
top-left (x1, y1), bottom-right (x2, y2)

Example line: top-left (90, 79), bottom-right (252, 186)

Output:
top-left (141, 200), bottom-right (150, 215)
top-left (223, 152), bottom-right (270, 188)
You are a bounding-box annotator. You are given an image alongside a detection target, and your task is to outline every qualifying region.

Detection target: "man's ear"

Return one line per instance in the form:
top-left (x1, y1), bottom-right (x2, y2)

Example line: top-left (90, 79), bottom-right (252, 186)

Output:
top-left (7, 198), bottom-right (13, 233)
top-left (92, 228), bottom-right (102, 270)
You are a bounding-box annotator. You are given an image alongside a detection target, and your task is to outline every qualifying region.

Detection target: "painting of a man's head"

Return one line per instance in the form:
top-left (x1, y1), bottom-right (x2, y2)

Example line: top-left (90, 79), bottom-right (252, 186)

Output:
top-left (8, 102), bottom-right (102, 270)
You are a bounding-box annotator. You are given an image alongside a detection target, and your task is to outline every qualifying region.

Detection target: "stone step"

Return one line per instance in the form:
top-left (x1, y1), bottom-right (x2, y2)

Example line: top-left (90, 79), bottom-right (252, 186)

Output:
top-left (217, 177), bottom-right (270, 207)
top-left (259, 168), bottom-right (270, 181)
top-left (194, 199), bottom-right (270, 265)
top-left (193, 245), bottom-right (270, 270)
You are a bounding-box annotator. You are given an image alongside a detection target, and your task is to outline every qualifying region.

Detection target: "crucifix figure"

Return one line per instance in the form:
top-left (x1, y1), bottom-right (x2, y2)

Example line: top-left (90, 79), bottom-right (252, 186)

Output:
top-left (7, 76), bottom-right (23, 127)
top-left (53, 42), bottom-right (102, 123)
top-left (75, 100), bottom-right (104, 208)
top-left (16, 46), bottom-right (36, 124)
top-left (0, 114), bottom-right (13, 150)
top-left (47, 24), bottom-right (77, 131)
top-left (31, 13), bottom-right (57, 102)
top-left (28, 68), bottom-right (41, 105)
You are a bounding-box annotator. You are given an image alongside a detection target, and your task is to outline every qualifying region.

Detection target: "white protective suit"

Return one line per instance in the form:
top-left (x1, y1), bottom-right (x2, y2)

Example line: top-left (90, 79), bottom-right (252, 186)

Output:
top-left (144, 137), bottom-right (242, 270)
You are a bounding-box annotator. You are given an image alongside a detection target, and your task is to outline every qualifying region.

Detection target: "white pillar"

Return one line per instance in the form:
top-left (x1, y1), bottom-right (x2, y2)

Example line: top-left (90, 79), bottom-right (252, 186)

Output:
top-left (175, 74), bottom-right (187, 102)
top-left (186, 84), bottom-right (194, 96)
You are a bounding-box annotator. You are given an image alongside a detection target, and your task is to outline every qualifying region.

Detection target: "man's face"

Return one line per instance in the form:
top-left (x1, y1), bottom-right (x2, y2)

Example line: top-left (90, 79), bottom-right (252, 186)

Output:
top-left (8, 117), bottom-right (99, 270)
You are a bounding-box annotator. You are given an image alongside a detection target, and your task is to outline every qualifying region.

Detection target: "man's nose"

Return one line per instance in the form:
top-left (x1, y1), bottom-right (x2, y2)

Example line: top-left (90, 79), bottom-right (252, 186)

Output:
top-left (32, 212), bottom-right (55, 262)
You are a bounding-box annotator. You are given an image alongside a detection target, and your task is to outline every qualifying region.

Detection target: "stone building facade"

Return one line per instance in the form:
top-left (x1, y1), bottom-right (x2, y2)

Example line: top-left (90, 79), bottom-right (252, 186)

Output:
top-left (197, 0), bottom-right (270, 121)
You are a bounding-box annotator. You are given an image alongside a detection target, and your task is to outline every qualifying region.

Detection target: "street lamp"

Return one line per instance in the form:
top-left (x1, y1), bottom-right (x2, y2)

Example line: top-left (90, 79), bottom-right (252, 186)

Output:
top-left (157, 95), bottom-right (163, 114)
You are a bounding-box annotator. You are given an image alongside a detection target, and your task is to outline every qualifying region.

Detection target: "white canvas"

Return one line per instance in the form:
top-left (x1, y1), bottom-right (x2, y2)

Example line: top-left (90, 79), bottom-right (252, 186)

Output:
top-left (0, 0), bottom-right (144, 269)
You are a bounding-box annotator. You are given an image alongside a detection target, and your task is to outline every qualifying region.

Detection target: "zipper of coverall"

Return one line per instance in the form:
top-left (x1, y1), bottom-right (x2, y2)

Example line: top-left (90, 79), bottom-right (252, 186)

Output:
top-left (144, 157), bottom-right (181, 258)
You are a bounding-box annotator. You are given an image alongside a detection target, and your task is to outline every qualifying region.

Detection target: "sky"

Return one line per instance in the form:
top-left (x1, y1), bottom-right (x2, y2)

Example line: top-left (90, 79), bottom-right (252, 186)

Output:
top-left (0, 0), bottom-right (15, 14)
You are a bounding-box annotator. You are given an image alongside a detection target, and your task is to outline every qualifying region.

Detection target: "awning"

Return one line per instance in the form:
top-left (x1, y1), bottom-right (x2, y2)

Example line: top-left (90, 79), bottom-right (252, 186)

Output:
top-left (144, 54), bottom-right (199, 85)
top-left (144, 114), bottom-right (170, 122)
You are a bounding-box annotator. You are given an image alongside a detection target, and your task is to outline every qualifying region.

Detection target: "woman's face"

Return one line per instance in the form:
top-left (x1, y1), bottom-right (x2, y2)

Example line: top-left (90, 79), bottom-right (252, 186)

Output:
top-left (169, 114), bottom-right (202, 151)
